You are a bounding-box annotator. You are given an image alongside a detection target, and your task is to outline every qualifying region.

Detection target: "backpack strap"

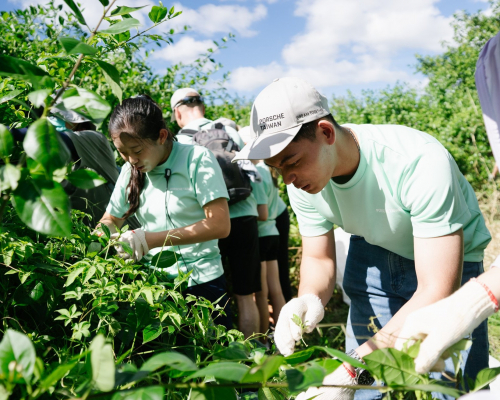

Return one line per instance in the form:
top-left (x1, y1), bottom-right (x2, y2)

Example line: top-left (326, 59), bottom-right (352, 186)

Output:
top-left (177, 129), bottom-right (198, 137)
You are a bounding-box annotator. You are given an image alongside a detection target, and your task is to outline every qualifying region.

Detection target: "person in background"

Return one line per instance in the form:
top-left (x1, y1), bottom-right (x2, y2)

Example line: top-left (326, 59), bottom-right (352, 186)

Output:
top-left (170, 88), bottom-right (261, 337)
top-left (233, 77), bottom-right (491, 400)
top-left (239, 126), bottom-right (286, 336)
top-left (99, 95), bottom-right (232, 329)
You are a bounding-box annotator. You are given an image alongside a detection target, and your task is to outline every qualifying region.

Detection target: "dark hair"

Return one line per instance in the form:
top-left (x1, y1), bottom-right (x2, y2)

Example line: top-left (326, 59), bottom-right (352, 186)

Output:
top-left (108, 95), bottom-right (174, 219)
top-left (292, 114), bottom-right (339, 142)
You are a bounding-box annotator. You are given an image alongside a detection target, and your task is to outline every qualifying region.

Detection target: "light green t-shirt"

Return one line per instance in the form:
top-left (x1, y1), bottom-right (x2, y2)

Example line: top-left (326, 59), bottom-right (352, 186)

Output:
top-left (288, 124), bottom-right (491, 262)
top-left (254, 162), bottom-right (280, 238)
top-left (277, 196), bottom-right (287, 216)
top-left (176, 117), bottom-right (258, 219)
top-left (106, 141), bottom-right (229, 286)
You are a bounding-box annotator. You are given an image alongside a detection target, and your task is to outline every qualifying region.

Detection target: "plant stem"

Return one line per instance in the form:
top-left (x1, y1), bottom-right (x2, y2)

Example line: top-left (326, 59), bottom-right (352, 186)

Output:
top-left (49, 0), bottom-right (118, 107)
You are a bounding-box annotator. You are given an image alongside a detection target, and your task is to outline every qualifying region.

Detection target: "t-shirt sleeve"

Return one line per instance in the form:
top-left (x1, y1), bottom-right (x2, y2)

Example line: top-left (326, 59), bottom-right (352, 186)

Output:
top-left (106, 163), bottom-right (132, 219)
top-left (191, 147), bottom-right (229, 207)
top-left (251, 179), bottom-right (268, 205)
top-left (399, 143), bottom-right (471, 238)
top-left (287, 184), bottom-right (333, 237)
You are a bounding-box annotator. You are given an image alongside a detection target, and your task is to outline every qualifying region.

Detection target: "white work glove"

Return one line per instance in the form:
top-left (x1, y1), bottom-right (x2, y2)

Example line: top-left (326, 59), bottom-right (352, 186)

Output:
top-left (296, 364), bottom-right (357, 400)
top-left (275, 294), bottom-right (324, 357)
top-left (111, 229), bottom-right (149, 262)
top-left (395, 279), bottom-right (498, 374)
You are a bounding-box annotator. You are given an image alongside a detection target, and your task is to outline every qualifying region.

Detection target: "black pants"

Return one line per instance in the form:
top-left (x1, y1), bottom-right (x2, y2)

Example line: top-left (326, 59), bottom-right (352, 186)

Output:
top-left (275, 209), bottom-right (292, 302)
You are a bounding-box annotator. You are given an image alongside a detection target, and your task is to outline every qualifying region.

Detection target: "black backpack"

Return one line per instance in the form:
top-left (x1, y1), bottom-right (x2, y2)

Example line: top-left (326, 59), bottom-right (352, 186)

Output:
top-left (178, 123), bottom-right (252, 205)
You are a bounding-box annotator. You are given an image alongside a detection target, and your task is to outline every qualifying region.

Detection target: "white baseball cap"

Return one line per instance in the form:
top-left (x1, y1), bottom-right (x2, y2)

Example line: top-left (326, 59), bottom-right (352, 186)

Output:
top-left (233, 77), bottom-right (330, 161)
top-left (238, 126), bottom-right (255, 144)
top-left (170, 87), bottom-right (201, 121)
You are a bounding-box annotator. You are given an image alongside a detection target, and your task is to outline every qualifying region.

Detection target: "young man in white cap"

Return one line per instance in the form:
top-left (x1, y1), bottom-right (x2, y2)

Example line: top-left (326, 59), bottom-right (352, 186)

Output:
top-left (170, 88), bottom-right (264, 339)
top-left (233, 77), bottom-right (491, 400)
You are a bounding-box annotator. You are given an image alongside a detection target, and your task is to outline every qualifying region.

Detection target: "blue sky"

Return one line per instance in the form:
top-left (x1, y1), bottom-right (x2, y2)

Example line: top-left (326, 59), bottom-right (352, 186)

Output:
top-left (1, 0), bottom-right (492, 98)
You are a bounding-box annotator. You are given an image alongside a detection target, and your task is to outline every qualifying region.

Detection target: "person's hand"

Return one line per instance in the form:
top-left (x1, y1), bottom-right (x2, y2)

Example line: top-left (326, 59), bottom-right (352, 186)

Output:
top-left (274, 294), bottom-right (324, 357)
top-left (111, 229), bottom-right (149, 262)
top-left (295, 364), bottom-right (357, 400)
top-left (395, 279), bottom-right (498, 374)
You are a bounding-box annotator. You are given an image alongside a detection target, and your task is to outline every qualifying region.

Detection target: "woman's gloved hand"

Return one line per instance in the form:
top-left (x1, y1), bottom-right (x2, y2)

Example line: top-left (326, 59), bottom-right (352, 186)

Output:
top-left (274, 294), bottom-right (324, 357)
top-left (111, 229), bottom-right (149, 262)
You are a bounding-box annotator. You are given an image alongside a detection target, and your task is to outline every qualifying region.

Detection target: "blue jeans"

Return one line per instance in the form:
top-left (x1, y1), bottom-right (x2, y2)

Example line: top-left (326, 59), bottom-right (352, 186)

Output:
top-left (343, 236), bottom-right (489, 400)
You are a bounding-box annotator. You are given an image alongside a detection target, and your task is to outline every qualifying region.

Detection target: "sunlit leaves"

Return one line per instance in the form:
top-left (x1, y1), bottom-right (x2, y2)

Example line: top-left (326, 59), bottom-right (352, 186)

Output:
top-left (111, 6), bottom-right (146, 17)
top-left (148, 5), bottom-right (168, 23)
top-left (59, 37), bottom-right (98, 56)
top-left (100, 18), bottom-right (140, 35)
top-left (67, 169), bottom-right (107, 189)
top-left (94, 60), bottom-right (122, 102)
top-left (62, 0), bottom-right (87, 26)
top-left (89, 334), bottom-right (115, 391)
top-left (0, 55), bottom-right (48, 79)
top-left (0, 124), bottom-right (14, 158)
top-left (0, 329), bottom-right (36, 384)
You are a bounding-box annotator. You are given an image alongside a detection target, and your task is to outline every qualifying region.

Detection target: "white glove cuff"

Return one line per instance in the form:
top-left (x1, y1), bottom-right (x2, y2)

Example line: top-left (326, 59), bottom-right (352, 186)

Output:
top-left (467, 279), bottom-right (499, 317)
top-left (134, 230), bottom-right (149, 254)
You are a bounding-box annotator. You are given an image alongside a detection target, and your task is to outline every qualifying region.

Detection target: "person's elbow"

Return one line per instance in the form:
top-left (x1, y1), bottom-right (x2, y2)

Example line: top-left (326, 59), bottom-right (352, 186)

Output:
top-left (257, 204), bottom-right (268, 221)
top-left (214, 215), bottom-right (231, 239)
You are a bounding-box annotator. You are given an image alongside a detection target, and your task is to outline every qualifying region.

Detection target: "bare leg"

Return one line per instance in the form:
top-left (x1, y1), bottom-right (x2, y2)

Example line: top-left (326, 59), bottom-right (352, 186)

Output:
top-left (255, 261), bottom-right (270, 337)
top-left (234, 294), bottom-right (260, 339)
top-left (266, 259), bottom-right (286, 323)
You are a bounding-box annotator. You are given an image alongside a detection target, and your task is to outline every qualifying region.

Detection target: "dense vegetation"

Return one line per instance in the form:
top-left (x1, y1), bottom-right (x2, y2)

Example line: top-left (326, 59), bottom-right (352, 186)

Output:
top-left (0, 1), bottom-right (500, 399)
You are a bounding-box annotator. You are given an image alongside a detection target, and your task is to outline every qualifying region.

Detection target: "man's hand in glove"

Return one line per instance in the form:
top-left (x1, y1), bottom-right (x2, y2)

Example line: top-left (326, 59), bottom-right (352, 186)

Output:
top-left (111, 229), bottom-right (149, 262)
top-left (274, 294), bottom-right (324, 357)
top-left (296, 363), bottom-right (357, 400)
top-left (395, 278), bottom-right (498, 374)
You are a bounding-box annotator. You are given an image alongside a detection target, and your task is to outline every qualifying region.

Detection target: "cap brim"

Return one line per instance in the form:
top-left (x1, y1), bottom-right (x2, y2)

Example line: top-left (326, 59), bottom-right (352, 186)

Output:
top-left (232, 125), bottom-right (301, 162)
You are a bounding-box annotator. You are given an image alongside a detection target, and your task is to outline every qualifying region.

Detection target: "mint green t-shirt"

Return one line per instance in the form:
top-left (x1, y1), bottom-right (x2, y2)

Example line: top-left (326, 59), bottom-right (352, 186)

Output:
top-left (254, 162), bottom-right (280, 238)
top-left (287, 124), bottom-right (491, 262)
top-left (106, 141), bottom-right (229, 286)
top-left (277, 196), bottom-right (287, 216)
top-left (176, 118), bottom-right (258, 219)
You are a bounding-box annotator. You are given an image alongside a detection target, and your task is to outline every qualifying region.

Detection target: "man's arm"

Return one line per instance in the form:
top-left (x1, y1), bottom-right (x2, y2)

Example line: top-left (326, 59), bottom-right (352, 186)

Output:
top-left (298, 228), bottom-right (337, 306)
top-left (355, 228), bottom-right (464, 357)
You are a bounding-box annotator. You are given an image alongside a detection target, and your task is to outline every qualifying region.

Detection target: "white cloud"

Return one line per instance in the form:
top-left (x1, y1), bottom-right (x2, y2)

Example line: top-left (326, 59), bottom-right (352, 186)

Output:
top-left (168, 2), bottom-right (267, 37)
top-left (228, 0), bottom-right (454, 92)
top-left (151, 36), bottom-right (214, 64)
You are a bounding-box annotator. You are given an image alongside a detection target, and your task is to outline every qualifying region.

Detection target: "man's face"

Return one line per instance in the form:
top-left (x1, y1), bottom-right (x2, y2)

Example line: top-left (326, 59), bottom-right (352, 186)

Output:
top-left (265, 125), bottom-right (335, 194)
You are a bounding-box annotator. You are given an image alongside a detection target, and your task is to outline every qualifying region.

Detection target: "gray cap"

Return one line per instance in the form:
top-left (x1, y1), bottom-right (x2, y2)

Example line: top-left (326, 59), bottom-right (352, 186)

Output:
top-left (233, 77), bottom-right (330, 161)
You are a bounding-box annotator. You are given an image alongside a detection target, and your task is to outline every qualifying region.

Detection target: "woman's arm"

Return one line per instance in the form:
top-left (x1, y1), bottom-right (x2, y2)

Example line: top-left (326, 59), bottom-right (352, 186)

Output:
top-left (257, 204), bottom-right (268, 221)
top-left (98, 212), bottom-right (126, 234)
top-left (144, 197), bottom-right (230, 249)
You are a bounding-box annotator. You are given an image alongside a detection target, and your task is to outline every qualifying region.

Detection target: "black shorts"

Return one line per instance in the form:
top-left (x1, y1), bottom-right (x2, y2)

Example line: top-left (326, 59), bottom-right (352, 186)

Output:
top-left (219, 216), bottom-right (261, 296)
top-left (259, 235), bottom-right (279, 262)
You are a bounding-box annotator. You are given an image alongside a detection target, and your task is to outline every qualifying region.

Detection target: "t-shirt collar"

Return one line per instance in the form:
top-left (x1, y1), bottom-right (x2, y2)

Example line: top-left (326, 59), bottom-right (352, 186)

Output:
top-left (148, 141), bottom-right (179, 176)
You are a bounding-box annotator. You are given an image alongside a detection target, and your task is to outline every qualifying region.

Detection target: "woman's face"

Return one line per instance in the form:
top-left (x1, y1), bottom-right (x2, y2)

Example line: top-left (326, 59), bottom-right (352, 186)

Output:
top-left (113, 131), bottom-right (168, 173)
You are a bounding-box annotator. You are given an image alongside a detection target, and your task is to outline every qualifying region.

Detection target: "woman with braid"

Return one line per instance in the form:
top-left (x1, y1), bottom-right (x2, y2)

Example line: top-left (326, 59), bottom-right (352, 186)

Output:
top-left (98, 95), bottom-right (232, 328)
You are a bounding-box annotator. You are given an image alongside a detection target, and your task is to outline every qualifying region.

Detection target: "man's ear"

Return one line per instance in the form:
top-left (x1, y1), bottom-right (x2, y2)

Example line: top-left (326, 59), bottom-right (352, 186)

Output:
top-left (318, 120), bottom-right (336, 145)
top-left (174, 107), bottom-right (181, 123)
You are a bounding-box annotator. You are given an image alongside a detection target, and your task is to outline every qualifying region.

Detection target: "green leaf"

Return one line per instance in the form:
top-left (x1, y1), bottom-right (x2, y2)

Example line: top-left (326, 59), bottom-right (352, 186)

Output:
top-left (285, 365), bottom-right (326, 394)
top-left (0, 164), bottom-right (20, 192)
top-left (139, 352), bottom-right (198, 373)
top-left (62, 0), bottom-right (87, 25)
top-left (321, 347), bottom-right (366, 370)
top-left (399, 384), bottom-right (462, 398)
top-left (94, 60), bottom-right (122, 102)
top-left (65, 267), bottom-right (85, 287)
top-left (148, 5), bottom-right (168, 23)
top-left (363, 348), bottom-right (423, 386)
top-left (111, 386), bottom-right (165, 400)
top-left (28, 89), bottom-right (51, 108)
top-left (101, 223), bottom-right (111, 239)
top-left (111, 6), bottom-right (146, 16)
top-left (0, 125), bottom-right (13, 159)
top-left (12, 177), bottom-right (72, 237)
top-left (213, 342), bottom-right (250, 360)
top-left (190, 387), bottom-right (237, 400)
top-left (98, 0), bottom-right (109, 6)
top-left (0, 55), bottom-right (48, 79)
top-left (187, 362), bottom-right (250, 383)
top-left (67, 169), bottom-right (107, 189)
top-left (58, 87), bottom-right (112, 125)
top-left (100, 18), bottom-right (140, 34)
top-left (143, 321), bottom-right (162, 344)
top-left (23, 118), bottom-right (71, 175)
top-left (241, 355), bottom-right (284, 383)
top-left (40, 361), bottom-right (78, 390)
top-left (59, 37), bottom-right (98, 55)
top-left (0, 89), bottom-right (23, 104)
top-left (284, 347), bottom-right (317, 365)
top-left (472, 366), bottom-right (500, 392)
top-left (149, 250), bottom-right (178, 269)
top-left (0, 329), bottom-right (36, 384)
top-left (29, 282), bottom-right (44, 301)
top-left (89, 334), bottom-right (115, 392)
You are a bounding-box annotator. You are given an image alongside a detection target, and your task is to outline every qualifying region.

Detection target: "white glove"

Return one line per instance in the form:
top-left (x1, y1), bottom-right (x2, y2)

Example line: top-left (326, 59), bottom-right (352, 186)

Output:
top-left (111, 229), bottom-right (149, 262)
top-left (296, 364), bottom-right (357, 400)
top-left (274, 294), bottom-right (324, 357)
top-left (395, 279), bottom-right (498, 374)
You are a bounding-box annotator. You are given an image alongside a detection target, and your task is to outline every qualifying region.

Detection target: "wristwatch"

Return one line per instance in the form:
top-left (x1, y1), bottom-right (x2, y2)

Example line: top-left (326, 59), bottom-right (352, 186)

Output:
top-left (346, 349), bottom-right (375, 386)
